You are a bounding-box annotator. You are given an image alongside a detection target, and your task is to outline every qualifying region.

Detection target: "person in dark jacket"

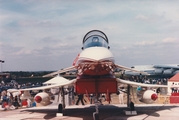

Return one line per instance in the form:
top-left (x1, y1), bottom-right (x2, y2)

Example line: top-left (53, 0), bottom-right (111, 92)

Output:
top-left (13, 96), bottom-right (19, 109)
top-left (76, 94), bottom-right (85, 105)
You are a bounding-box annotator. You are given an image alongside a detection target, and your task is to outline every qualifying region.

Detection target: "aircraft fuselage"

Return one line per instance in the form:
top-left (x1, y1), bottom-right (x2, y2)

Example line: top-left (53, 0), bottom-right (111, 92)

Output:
top-left (74, 30), bottom-right (118, 95)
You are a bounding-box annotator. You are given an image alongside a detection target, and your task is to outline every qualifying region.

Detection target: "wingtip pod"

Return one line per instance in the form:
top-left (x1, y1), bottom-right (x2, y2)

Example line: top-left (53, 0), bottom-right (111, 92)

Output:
top-left (151, 93), bottom-right (158, 101)
top-left (34, 96), bottom-right (42, 103)
top-left (140, 90), bottom-right (158, 104)
top-left (34, 92), bottom-right (51, 106)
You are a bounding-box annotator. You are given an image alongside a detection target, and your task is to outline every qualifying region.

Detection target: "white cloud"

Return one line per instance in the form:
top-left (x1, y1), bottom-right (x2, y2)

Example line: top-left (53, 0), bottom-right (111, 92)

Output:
top-left (135, 14), bottom-right (148, 21)
top-left (1, 1), bottom-right (179, 71)
top-left (15, 49), bottom-right (32, 55)
top-left (134, 41), bottom-right (156, 46)
top-left (162, 37), bottom-right (178, 43)
top-left (155, 2), bottom-right (179, 23)
top-left (0, 14), bottom-right (10, 24)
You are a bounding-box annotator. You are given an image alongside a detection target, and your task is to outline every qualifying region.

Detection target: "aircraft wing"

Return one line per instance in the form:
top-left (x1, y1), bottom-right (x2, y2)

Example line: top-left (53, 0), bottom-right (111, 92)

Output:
top-left (43, 66), bottom-right (77, 77)
top-left (154, 64), bottom-right (179, 69)
top-left (115, 64), bottom-right (149, 75)
top-left (8, 79), bottom-right (76, 92)
top-left (116, 78), bottom-right (168, 88)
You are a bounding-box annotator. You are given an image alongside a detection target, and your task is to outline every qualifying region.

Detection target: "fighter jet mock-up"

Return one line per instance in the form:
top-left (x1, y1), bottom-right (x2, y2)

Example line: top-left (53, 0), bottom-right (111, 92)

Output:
top-left (8, 30), bottom-right (168, 115)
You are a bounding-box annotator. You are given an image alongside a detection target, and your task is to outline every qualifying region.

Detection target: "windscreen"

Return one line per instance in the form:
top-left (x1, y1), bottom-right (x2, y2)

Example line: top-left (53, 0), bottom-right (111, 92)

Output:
top-left (83, 30), bottom-right (109, 49)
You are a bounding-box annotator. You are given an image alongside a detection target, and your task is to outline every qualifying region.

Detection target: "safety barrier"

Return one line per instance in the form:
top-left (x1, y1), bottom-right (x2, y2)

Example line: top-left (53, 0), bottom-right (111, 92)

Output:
top-left (170, 93), bottom-right (179, 103)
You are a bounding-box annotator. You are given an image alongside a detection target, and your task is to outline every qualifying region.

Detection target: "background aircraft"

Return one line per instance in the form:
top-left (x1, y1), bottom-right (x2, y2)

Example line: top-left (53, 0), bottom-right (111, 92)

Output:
top-left (118, 64), bottom-right (179, 79)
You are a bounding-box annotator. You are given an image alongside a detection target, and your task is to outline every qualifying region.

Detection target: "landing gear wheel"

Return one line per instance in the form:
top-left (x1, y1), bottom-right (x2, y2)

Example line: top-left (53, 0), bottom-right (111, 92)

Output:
top-left (57, 104), bottom-right (63, 113)
top-left (93, 112), bottom-right (99, 120)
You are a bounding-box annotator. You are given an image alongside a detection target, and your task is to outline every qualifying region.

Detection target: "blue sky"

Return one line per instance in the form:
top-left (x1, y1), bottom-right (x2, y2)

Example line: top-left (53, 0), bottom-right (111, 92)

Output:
top-left (0, 0), bottom-right (179, 71)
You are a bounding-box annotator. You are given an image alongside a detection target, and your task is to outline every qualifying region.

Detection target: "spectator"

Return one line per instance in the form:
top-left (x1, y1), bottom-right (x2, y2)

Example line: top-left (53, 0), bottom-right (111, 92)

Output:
top-left (129, 98), bottom-right (135, 111)
top-left (171, 82), bottom-right (175, 93)
top-left (118, 87), bottom-right (125, 104)
top-left (101, 93), bottom-right (106, 101)
top-left (76, 94), bottom-right (85, 105)
top-left (89, 94), bottom-right (94, 104)
top-left (156, 88), bottom-right (161, 94)
top-left (32, 101), bottom-right (36, 107)
top-left (27, 98), bottom-right (32, 107)
top-left (13, 96), bottom-right (19, 109)
top-left (174, 88), bottom-right (177, 93)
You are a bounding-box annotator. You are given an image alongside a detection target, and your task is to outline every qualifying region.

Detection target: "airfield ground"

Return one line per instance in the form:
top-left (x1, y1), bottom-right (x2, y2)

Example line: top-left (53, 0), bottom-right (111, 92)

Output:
top-left (0, 104), bottom-right (179, 120)
top-left (0, 93), bottom-right (178, 120)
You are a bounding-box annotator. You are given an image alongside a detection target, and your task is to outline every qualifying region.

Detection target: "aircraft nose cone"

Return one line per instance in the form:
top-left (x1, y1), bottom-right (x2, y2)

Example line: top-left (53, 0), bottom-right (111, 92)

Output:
top-left (79, 47), bottom-right (114, 62)
top-left (151, 93), bottom-right (158, 101)
top-left (35, 96), bottom-right (42, 103)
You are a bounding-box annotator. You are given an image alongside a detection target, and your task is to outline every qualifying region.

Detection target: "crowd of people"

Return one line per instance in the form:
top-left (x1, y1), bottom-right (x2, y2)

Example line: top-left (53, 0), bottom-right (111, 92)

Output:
top-left (0, 76), bottom-right (42, 110)
top-left (0, 73), bottom-right (176, 110)
top-left (0, 88), bottom-right (37, 110)
top-left (122, 75), bottom-right (169, 85)
top-left (171, 82), bottom-right (179, 93)
top-left (0, 89), bottom-right (21, 109)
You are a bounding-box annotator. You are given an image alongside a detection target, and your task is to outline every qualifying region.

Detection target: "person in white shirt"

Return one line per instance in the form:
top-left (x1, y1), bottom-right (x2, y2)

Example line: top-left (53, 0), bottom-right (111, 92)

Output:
top-left (118, 87), bottom-right (125, 104)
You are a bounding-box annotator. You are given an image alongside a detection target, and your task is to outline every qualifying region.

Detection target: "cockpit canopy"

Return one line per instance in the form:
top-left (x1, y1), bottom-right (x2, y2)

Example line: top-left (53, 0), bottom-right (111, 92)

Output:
top-left (82, 30), bottom-right (109, 49)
